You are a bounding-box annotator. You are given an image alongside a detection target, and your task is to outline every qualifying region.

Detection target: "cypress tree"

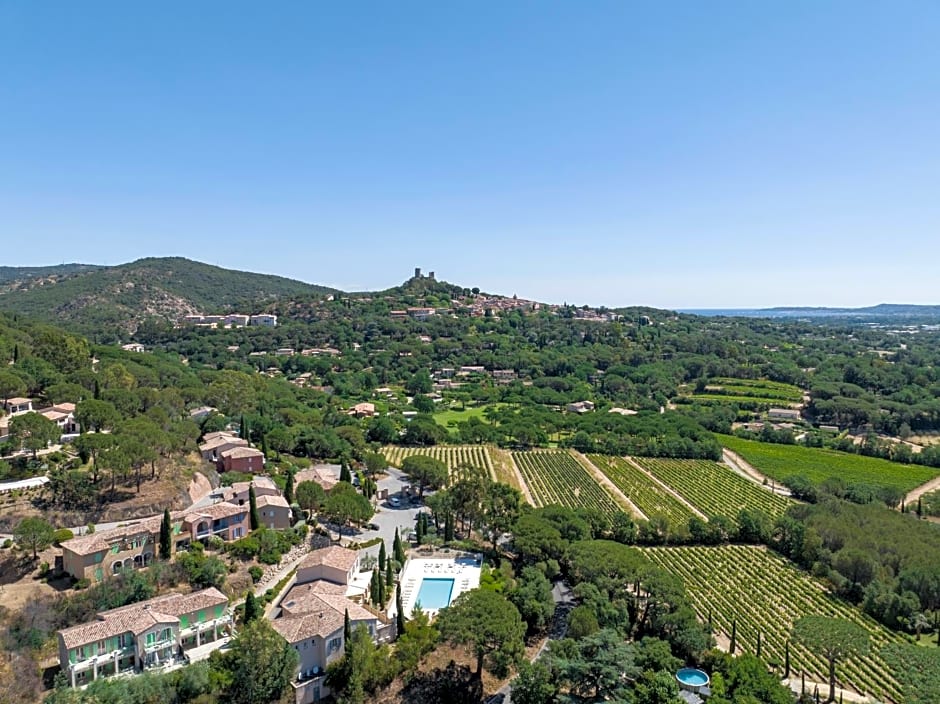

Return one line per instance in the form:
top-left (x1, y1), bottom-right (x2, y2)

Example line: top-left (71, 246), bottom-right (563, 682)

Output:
top-left (394, 527), bottom-right (405, 564)
top-left (159, 508), bottom-right (172, 560)
top-left (917, 497), bottom-right (923, 518)
top-left (707, 609), bottom-right (713, 629)
top-left (445, 513), bottom-right (454, 542)
top-left (284, 468), bottom-right (295, 506)
top-left (340, 460), bottom-right (351, 484)
top-left (93, 378), bottom-right (100, 399)
top-left (801, 673), bottom-right (805, 695)
top-left (249, 483), bottom-right (260, 531)
top-left (784, 640), bottom-right (791, 678)
top-left (13, 344), bottom-right (18, 363)
top-left (729, 618), bottom-right (737, 654)
top-left (385, 559), bottom-right (393, 589)
top-left (379, 540), bottom-right (387, 571)
top-left (344, 608), bottom-right (351, 642)
top-left (756, 630), bottom-right (761, 658)
top-left (379, 570), bottom-right (386, 606)
top-left (243, 591), bottom-right (260, 624)
top-left (371, 567), bottom-right (380, 606)
top-left (396, 584), bottom-right (405, 637)
top-left (240, 415), bottom-right (247, 440)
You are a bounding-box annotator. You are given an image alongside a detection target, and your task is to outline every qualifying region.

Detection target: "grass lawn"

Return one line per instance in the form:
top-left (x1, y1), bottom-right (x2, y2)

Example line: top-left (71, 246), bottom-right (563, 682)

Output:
top-left (719, 434), bottom-right (940, 493)
top-left (433, 404), bottom-right (501, 432)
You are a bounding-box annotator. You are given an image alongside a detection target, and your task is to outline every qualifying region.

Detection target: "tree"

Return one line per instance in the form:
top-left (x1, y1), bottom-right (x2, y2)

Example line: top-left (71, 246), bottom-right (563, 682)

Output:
top-left (296, 480), bottom-right (327, 515)
top-left (10, 412), bottom-right (60, 458)
top-left (508, 566), bottom-right (555, 635)
top-left (512, 661), bottom-right (557, 704)
top-left (14, 517), bottom-right (55, 559)
top-left (385, 559), bottom-right (394, 589)
top-left (0, 370), bottom-right (26, 404)
top-left (344, 608), bottom-right (352, 643)
top-left (283, 467), bottom-right (295, 506)
top-left (437, 589), bottom-right (525, 677)
top-left (400, 455), bottom-right (448, 498)
top-left (322, 482), bottom-right (374, 533)
top-left (75, 399), bottom-right (119, 433)
top-left (730, 618), bottom-right (737, 654)
top-left (406, 370), bottom-right (433, 395)
top-left (159, 508), bottom-right (172, 560)
top-left (364, 451), bottom-right (386, 477)
top-left (396, 584), bottom-right (406, 637)
top-left (480, 482), bottom-right (522, 552)
top-left (792, 616), bottom-right (870, 703)
top-left (394, 527), bottom-right (406, 564)
top-left (210, 618), bottom-right (298, 704)
top-left (243, 591), bottom-right (261, 624)
top-left (248, 484), bottom-right (260, 531)
top-left (378, 540), bottom-right (387, 571)
top-left (74, 432), bottom-right (115, 483)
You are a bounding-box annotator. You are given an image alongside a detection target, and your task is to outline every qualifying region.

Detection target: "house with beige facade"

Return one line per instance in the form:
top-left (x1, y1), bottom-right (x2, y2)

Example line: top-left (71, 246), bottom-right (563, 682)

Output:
top-left (57, 588), bottom-right (231, 687)
top-left (256, 494), bottom-right (293, 529)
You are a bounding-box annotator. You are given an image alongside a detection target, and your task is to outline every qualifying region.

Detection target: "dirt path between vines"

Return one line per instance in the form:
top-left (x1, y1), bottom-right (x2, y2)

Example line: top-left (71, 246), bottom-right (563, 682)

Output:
top-left (721, 449), bottom-right (793, 497)
top-left (902, 474), bottom-right (940, 510)
top-left (623, 456), bottom-right (708, 520)
top-left (569, 450), bottom-right (648, 521)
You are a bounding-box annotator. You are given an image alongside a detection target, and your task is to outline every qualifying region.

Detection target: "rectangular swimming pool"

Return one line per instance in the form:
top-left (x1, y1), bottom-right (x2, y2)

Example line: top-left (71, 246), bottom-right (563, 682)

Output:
top-left (415, 578), bottom-right (455, 610)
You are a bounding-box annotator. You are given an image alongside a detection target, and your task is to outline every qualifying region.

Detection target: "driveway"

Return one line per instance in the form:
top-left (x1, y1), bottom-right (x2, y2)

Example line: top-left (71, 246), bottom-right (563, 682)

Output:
top-left (343, 467), bottom-right (426, 563)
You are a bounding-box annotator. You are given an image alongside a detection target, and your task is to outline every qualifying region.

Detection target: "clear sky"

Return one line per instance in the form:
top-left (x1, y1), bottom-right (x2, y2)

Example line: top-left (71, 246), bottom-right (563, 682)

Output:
top-left (2, 2), bottom-right (939, 309)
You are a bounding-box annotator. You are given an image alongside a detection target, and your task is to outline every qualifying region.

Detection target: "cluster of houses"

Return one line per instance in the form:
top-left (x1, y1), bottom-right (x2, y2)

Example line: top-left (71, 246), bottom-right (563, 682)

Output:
top-left (198, 431), bottom-right (266, 473)
top-left (0, 397), bottom-right (79, 446)
top-left (180, 313), bottom-right (278, 328)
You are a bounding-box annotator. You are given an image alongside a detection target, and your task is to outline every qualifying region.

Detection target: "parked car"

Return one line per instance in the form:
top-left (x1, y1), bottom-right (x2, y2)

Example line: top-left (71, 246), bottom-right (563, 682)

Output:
top-left (389, 496), bottom-right (401, 507)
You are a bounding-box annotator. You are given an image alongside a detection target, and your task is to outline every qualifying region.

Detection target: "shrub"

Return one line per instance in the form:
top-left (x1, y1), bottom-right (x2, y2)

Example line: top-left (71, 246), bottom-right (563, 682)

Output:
top-left (38, 561), bottom-right (50, 576)
top-left (53, 528), bottom-right (74, 546)
top-left (74, 578), bottom-right (90, 590)
top-left (249, 566), bottom-right (263, 583)
top-left (2, 538), bottom-right (12, 549)
top-left (207, 535), bottom-right (225, 551)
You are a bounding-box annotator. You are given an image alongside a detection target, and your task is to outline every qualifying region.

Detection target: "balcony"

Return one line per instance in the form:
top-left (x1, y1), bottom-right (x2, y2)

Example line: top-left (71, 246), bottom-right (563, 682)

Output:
top-left (143, 638), bottom-right (176, 654)
top-left (72, 646), bottom-right (134, 671)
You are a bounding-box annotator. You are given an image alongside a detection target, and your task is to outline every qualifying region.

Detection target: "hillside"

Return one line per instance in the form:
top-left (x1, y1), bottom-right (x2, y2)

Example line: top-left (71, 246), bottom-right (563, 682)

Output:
top-left (0, 257), bottom-right (337, 337)
top-left (0, 263), bottom-right (102, 285)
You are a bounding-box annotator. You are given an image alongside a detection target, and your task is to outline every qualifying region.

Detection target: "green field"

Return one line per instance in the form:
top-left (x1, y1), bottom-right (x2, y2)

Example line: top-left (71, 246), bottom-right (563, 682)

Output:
top-left (432, 404), bottom-right (501, 433)
top-left (688, 377), bottom-right (804, 407)
top-left (644, 545), bottom-right (906, 701)
top-left (635, 457), bottom-right (792, 518)
top-left (719, 434), bottom-right (940, 493)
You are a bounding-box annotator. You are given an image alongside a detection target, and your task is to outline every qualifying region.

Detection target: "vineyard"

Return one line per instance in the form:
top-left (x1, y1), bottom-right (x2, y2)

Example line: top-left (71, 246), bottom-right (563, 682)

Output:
top-left (635, 458), bottom-right (792, 518)
top-left (644, 545), bottom-right (906, 701)
top-left (587, 454), bottom-right (695, 524)
top-left (687, 377), bottom-right (804, 408)
top-left (512, 450), bottom-right (624, 515)
top-left (383, 445), bottom-right (495, 481)
top-left (719, 434), bottom-right (940, 493)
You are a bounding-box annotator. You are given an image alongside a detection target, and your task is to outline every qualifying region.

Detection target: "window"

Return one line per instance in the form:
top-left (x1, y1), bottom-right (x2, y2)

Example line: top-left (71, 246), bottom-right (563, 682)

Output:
top-left (327, 637), bottom-right (342, 654)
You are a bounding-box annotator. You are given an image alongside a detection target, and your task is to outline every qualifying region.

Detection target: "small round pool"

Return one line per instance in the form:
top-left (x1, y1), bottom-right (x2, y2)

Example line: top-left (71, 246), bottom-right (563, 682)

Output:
top-left (676, 668), bottom-right (710, 692)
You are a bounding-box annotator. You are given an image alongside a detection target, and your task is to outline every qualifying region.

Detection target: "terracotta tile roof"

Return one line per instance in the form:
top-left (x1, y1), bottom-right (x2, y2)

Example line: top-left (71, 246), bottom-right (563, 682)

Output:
top-left (297, 546), bottom-right (358, 572)
top-left (183, 501), bottom-right (246, 523)
top-left (6, 397), bottom-right (31, 406)
top-left (294, 467), bottom-right (337, 491)
top-left (220, 446), bottom-right (264, 459)
top-left (198, 435), bottom-right (247, 453)
top-left (60, 515), bottom-right (169, 557)
top-left (58, 588), bottom-right (227, 649)
top-left (53, 402), bottom-right (77, 412)
top-left (256, 494), bottom-right (290, 509)
top-left (271, 610), bottom-right (344, 643)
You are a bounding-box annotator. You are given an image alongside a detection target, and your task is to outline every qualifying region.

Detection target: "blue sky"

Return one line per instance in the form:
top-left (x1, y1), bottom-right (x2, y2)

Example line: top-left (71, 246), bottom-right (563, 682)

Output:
top-left (2, 2), bottom-right (939, 308)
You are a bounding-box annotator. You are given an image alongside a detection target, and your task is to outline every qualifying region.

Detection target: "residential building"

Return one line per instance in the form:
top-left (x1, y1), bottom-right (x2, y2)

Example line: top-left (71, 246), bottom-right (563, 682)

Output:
top-left (188, 406), bottom-right (218, 420)
top-left (406, 307), bottom-right (436, 321)
top-left (198, 433), bottom-right (248, 464)
top-left (57, 588), bottom-right (231, 687)
top-left (295, 546), bottom-right (360, 587)
top-left (250, 314), bottom-right (278, 327)
top-left (224, 314), bottom-right (250, 326)
top-left (256, 494), bottom-right (292, 529)
top-left (567, 401), bottom-right (595, 413)
top-left (608, 407), bottom-right (638, 416)
top-left (60, 514), bottom-right (187, 582)
top-left (275, 348), bottom-right (296, 357)
top-left (121, 343), bottom-right (146, 353)
top-left (3, 397), bottom-right (33, 415)
top-left (40, 402), bottom-right (79, 436)
top-left (347, 402), bottom-right (375, 418)
top-left (220, 446), bottom-right (265, 473)
top-left (293, 466), bottom-right (338, 493)
top-left (768, 408), bottom-right (802, 421)
top-left (221, 477), bottom-right (280, 506)
top-left (180, 502), bottom-right (250, 545)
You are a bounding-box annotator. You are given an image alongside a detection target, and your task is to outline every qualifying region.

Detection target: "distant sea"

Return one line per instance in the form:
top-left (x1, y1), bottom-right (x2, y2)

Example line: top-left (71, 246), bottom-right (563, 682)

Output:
top-left (678, 309), bottom-right (768, 317)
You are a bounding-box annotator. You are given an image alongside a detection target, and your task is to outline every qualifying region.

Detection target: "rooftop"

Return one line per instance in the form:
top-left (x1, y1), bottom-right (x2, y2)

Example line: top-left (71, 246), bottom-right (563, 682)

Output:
top-left (297, 545), bottom-right (358, 572)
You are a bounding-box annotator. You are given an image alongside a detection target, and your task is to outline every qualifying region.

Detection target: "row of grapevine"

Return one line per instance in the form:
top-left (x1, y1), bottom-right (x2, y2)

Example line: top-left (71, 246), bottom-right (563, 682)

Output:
top-left (635, 458), bottom-right (791, 518)
top-left (382, 445), bottom-right (495, 481)
top-left (588, 454), bottom-right (695, 524)
top-left (644, 546), bottom-right (905, 701)
top-left (512, 450), bottom-right (623, 515)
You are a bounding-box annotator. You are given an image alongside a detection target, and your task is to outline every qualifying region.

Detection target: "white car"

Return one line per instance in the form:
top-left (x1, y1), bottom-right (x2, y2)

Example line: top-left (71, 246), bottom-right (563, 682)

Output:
top-left (389, 496), bottom-right (401, 507)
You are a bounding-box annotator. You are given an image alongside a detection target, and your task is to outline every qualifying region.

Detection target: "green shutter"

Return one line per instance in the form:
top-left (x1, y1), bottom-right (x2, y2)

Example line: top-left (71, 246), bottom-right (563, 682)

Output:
top-left (180, 614), bottom-right (189, 628)
top-left (146, 632), bottom-right (155, 645)
top-left (94, 568), bottom-right (103, 581)
top-left (215, 605), bottom-right (223, 619)
top-left (111, 545), bottom-right (119, 554)
top-left (69, 649), bottom-right (76, 664)
top-left (94, 552), bottom-right (104, 563)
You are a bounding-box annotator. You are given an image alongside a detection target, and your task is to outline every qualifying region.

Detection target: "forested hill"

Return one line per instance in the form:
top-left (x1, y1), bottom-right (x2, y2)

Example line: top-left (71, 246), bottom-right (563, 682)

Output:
top-left (0, 263), bottom-right (102, 284)
top-left (0, 257), bottom-right (337, 335)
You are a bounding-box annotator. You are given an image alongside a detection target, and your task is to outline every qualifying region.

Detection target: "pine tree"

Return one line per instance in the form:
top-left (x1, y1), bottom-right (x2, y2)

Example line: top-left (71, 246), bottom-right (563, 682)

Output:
top-left (385, 559), bottom-right (393, 589)
top-left (344, 608), bottom-right (351, 643)
top-left (784, 640), bottom-right (791, 678)
top-left (159, 508), bottom-right (172, 560)
top-left (249, 483), bottom-right (260, 531)
top-left (729, 618), bottom-right (737, 654)
top-left (379, 540), bottom-right (387, 571)
top-left (284, 468), bottom-right (295, 505)
top-left (243, 591), bottom-right (261, 624)
top-left (396, 584), bottom-right (405, 637)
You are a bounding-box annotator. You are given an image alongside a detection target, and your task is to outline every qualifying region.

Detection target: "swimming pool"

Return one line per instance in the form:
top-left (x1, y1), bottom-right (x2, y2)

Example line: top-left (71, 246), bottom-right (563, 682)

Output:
top-left (415, 578), bottom-right (455, 610)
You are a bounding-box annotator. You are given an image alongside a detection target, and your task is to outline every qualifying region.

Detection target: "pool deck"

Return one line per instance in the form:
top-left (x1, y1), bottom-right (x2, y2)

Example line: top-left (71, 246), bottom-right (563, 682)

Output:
top-left (399, 554), bottom-right (482, 618)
